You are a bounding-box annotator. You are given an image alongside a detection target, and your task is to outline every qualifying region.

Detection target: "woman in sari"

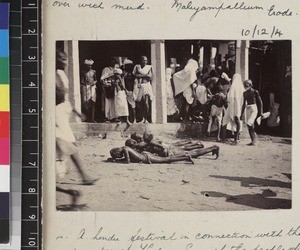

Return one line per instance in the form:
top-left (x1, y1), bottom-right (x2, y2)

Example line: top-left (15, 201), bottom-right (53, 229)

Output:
top-left (80, 59), bottom-right (97, 122)
top-left (165, 68), bottom-right (177, 116)
top-left (101, 58), bottom-right (117, 122)
top-left (222, 73), bottom-right (245, 144)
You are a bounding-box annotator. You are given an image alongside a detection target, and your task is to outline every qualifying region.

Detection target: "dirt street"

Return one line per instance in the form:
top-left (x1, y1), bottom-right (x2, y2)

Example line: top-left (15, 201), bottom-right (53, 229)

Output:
top-left (56, 133), bottom-right (291, 211)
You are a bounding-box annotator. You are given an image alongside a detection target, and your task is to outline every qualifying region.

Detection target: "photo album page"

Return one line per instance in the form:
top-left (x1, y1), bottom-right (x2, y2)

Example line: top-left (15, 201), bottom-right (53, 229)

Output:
top-left (42, 0), bottom-right (300, 249)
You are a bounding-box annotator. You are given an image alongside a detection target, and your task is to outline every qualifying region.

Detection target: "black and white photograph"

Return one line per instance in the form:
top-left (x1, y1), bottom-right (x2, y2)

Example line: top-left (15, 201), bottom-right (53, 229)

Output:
top-left (55, 39), bottom-right (292, 211)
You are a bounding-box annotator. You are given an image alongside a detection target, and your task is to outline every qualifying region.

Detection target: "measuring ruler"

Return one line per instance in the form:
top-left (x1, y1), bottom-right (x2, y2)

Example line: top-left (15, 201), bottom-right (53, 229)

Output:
top-left (20, 0), bottom-right (42, 249)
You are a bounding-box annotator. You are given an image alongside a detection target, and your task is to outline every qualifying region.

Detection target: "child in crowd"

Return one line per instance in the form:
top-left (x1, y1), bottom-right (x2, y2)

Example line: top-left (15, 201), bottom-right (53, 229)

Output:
top-left (114, 68), bottom-right (130, 124)
top-left (207, 85), bottom-right (227, 141)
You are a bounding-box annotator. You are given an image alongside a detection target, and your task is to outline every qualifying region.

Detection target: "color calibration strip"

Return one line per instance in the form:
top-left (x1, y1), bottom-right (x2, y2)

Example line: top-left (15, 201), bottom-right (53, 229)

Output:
top-left (0, 2), bottom-right (10, 245)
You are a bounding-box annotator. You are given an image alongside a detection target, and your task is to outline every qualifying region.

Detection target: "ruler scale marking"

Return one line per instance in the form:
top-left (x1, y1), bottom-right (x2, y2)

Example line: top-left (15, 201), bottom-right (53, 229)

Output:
top-left (21, 0), bottom-right (41, 249)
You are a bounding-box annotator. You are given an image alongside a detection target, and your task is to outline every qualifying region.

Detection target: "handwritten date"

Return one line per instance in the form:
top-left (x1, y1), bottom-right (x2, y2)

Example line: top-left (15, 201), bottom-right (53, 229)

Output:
top-left (241, 25), bottom-right (283, 39)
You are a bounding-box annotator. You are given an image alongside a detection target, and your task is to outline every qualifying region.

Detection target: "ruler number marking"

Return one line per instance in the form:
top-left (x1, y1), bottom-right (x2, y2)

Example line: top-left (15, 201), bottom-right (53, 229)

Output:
top-left (28, 28), bottom-right (36, 34)
top-left (28, 108), bottom-right (36, 113)
top-left (28, 240), bottom-right (36, 246)
top-left (28, 214), bottom-right (36, 220)
top-left (28, 188), bottom-right (36, 193)
top-left (29, 161), bottom-right (37, 166)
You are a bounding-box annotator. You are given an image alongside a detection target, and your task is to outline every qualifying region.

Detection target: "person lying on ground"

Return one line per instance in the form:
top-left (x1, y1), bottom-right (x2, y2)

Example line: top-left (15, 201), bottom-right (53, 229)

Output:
top-left (143, 132), bottom-right (204, 150)
top-left (109, 146), bottom-right (194, 164)
top-left (130, 132), bottom-right (143, 143)
top-left (125, 139), bottom-right (220, 159)
top-left (129, 133), bottom-right (204, 155)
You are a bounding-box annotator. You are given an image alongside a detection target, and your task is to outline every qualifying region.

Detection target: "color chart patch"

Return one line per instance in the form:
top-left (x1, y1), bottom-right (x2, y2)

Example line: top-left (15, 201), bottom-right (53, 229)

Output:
top-left (0, 2), bottom-right (10, 244)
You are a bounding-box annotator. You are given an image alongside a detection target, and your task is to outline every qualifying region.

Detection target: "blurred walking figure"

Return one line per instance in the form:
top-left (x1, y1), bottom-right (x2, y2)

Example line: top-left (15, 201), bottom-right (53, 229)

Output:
top-left (56, 50), bottom-right (96, 185)
top-left (240, 79), bottom-right (263, 145)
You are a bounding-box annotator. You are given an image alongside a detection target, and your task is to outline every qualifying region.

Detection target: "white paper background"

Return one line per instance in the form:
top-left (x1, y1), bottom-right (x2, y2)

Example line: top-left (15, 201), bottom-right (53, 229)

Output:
top-left (43, 0), bottom-right (300, 249)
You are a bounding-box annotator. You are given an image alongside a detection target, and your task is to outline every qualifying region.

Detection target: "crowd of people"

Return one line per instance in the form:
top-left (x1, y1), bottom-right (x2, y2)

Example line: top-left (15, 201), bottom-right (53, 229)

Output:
top-left (165, 56), bottom-right (263, 145)
top-left (80, 54), bottom-right (264, 145)
top-left (81, 56), bottom-right (153, 124)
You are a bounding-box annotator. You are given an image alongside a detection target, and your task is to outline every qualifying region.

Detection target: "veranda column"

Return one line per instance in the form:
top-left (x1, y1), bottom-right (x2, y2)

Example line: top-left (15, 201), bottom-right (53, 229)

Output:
top-left (235, 40), bottom-right (242, 78)
top-left (235, 40), bottom-right (249, 82)
top-left (150, 40), bottom-right (167, 124)
top-left (64, 40), bottom-right (81, 122)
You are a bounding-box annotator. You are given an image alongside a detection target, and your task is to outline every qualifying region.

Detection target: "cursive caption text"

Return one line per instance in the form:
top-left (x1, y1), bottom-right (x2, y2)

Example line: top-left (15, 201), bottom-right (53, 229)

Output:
top-left (54, 225), bottom-right (300, 250)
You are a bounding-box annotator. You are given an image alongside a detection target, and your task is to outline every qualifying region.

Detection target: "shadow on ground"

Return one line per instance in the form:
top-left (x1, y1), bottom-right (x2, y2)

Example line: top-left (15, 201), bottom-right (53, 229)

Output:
top-left (210, 175), bottom-right (291, 189)
top-left (201, 189), bottom-right (291, 209)
top-left (57, 204), bottom-right (88, 211)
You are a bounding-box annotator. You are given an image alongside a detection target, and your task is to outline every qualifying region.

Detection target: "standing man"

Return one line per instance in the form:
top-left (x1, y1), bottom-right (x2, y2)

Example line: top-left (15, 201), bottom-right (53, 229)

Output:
top-left (80, 59), bottom-right (97, 122)
top-left (133, 56), bottom-right (154, 124)
top-left (240, 79), bottom-right (263, 146)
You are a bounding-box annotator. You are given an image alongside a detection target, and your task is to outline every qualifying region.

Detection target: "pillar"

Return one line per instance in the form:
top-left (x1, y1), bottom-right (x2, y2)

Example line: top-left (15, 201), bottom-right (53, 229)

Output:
top-left (235, 40), bottom-right (249, 82)
top-left (150, 40), bottom-right (167, 124)
top-left (64, 41), bottom-right (81, 122)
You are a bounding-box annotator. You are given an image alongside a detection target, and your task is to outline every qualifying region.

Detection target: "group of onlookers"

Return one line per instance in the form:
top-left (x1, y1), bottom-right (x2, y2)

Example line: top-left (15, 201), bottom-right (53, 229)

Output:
top-left (80, 56), bottom-right (153, 124)
top-left (80, 54), bottom-right (264, 145)
top-left (166, 56), bottom-right (263, 145)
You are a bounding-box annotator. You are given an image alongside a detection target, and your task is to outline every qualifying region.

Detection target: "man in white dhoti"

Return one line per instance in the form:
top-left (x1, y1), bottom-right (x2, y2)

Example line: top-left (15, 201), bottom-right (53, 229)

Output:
top-left (222, 73), bottom-right (245, 144)
top-left (133, 56), bottom-right (154, 123)
top-left (173, 58), bottom-right (199, 121)
top-left (240, 79), bottom-right (263, 145)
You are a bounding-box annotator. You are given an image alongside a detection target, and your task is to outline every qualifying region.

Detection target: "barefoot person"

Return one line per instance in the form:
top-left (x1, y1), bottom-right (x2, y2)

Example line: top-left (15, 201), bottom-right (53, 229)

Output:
top-left (80, 59), bottom-right (97, 122)
top-left (125, 136), bottom-right (219, 159)
top-left (56, 187), bottom-right (81, 207)
top-left (56, 50), bottom-right (96, 185)
top-left (173, 57), bottom-right (199, 122)
top-left (113, 68), bottom-right (130, 124)
top-left (133, 56), bottom-right (154, 123)
top-left (109, 146), bottom-right (194, 164)
top-left (101, 58), bottom-right (117, 122)
top-left (122, 59), bottom-right (137, 123)
top-left (207, 85), bottom-right (227, 141)
top-left (222, 73), bottom-right (245, 144)
top-left (240, 79), bottom-right (263, 145)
